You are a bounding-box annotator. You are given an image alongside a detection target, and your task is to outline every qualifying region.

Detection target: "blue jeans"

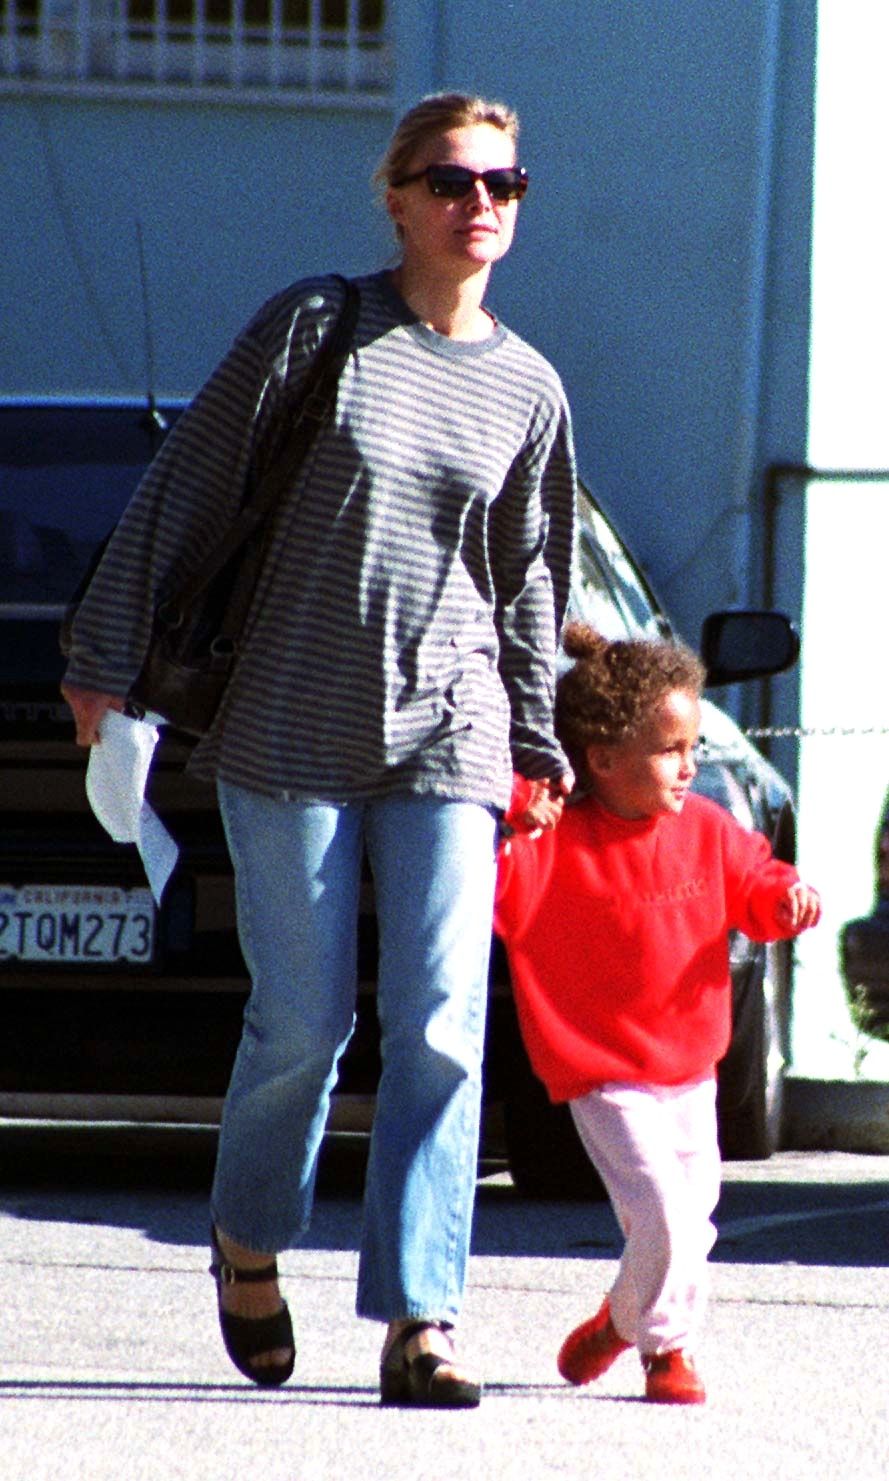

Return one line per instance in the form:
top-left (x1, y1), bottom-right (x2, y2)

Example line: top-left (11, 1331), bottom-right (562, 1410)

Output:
top-left (211, 780), bottom-right (498, 1323)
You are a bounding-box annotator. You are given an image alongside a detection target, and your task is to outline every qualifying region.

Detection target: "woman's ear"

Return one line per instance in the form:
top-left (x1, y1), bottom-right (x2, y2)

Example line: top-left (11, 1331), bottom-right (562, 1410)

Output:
top-left (385, 188), bottom-right (407, 245)
top-left (386, 187), bottom-right (405, 231)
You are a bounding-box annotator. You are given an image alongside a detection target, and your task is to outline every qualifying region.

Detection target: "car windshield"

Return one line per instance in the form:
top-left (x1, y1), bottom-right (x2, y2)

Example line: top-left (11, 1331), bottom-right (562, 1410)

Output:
top-left (0, 403), bottom-right (174, 608)
top-left (571, 483), bottom-right (668, 640)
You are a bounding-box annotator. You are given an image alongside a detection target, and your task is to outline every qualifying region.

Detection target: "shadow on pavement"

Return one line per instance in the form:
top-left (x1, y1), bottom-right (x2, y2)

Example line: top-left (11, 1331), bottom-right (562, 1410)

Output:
top-left (0, 1123), bottom-right (886, 1268)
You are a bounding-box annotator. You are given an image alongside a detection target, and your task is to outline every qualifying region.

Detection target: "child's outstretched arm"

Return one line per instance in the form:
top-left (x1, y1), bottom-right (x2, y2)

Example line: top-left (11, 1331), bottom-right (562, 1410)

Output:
top-left (773, 881), bottom-right (821, 933)
top-left (723, 818), bottom-right (821, 942)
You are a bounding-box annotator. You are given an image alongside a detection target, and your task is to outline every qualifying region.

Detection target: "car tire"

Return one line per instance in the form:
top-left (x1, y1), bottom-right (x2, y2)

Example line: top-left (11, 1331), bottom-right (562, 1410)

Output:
top-left (717, 938), bottom-right (791, 1160)
top-left (502, 1040), bottom-right (607, 1201)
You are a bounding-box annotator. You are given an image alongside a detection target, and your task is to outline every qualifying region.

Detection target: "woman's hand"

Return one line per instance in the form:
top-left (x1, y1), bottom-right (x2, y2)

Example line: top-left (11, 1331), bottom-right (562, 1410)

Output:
top-left (60, 683), bottom-right (125, 747)
top-left (504, 772), bottom-right (574, 838)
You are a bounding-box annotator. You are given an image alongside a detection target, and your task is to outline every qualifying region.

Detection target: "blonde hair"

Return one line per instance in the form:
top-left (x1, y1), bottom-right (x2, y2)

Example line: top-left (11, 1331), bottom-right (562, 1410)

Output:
top-left (373, 91), bottom-right (520, 202)
top-left (555, 621), bottom-right (705, 784)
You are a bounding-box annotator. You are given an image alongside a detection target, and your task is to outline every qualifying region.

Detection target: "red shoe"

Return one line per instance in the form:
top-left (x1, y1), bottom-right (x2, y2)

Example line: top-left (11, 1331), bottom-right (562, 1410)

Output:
top-left (557, 1298), bottom-right (632, 1385)
top-left (643, 1350), bottom-right (706, 1405)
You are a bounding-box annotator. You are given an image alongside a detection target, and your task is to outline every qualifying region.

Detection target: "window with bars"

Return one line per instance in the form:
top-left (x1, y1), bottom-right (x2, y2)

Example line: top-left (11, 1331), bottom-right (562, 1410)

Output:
top-left (0, 0), bottom-right (388, 95)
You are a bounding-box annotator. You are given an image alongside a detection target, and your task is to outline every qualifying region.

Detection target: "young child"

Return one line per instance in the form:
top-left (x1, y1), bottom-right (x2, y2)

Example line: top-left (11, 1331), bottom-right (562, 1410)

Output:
top-left (495, 622), bottom-right (820, 1405)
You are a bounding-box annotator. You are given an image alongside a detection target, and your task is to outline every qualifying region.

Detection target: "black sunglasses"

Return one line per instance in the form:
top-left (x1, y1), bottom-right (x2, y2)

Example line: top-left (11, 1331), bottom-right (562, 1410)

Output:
top-left (391, 164), bottom-right (529, 203)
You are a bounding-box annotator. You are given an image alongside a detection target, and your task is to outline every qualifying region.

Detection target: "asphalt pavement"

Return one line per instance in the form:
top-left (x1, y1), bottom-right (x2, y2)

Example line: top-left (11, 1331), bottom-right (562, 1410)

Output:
top-left (0, 1130), bottom-right (887, 1481)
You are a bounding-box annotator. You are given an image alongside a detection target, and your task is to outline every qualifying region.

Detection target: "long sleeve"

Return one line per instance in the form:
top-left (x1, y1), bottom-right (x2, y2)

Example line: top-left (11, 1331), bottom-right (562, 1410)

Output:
top-left (490, 395), bottom-right (576, 780)
top-left (721, 817), bottom-right (802, 941)
top-left (62, 276), bottom-right (345, 698)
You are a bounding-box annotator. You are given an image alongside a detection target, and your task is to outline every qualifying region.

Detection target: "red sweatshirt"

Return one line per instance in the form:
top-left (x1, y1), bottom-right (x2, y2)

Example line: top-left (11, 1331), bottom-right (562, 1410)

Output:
top-left (494, 792), bottom-right (802, 1102)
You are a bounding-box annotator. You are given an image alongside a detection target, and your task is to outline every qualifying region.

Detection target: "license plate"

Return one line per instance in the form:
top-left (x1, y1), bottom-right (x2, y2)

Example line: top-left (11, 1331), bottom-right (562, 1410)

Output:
top-left (0, 884), bottom-right (156, 965)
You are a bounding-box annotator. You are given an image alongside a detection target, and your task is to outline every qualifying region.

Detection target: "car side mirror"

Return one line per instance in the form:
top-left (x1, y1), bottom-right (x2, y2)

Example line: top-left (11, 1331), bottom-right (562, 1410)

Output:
top-left (700, 609), bottom-right (800, 686)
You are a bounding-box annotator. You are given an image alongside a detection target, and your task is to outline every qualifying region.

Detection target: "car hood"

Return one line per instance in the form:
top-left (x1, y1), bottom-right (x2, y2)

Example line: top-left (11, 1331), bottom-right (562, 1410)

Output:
top-left (697, 696), bottom-right (792, 811)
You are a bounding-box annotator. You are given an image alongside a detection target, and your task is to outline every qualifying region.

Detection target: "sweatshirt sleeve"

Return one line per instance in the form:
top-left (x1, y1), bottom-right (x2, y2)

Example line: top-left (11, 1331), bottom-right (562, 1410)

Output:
top-left (494, 825), bottom-right (557, 941)
top-left (721, 814), bottom-right (803, 941)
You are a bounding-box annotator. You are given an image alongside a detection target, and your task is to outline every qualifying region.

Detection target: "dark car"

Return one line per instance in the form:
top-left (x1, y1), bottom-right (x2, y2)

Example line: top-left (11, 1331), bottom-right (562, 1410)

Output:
top-left (0, 397), bottom-right (800, 1196)
top-left (840, 795), bottom-right (889, 1041)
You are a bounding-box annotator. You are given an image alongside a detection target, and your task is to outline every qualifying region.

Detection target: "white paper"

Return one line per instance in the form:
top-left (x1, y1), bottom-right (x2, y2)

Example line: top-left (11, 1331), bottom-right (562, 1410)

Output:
top-left (85, 708), bottom-right (179, 905)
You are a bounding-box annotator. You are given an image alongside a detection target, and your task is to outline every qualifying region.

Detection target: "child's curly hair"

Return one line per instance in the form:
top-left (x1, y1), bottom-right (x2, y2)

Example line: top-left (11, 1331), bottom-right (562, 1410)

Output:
top-left (555, 621), bottom-right (706, 784)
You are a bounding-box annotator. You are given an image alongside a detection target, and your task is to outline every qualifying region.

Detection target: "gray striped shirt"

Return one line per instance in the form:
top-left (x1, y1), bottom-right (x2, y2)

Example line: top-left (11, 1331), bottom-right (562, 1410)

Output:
top-left (64, 271), bottom-right (577, 811)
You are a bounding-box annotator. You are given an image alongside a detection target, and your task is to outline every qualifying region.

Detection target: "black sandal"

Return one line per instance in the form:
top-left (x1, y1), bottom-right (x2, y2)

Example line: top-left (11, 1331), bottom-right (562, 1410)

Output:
top-left (379, 1320), bottom-right (481, 1408)
top-left (209, 1227), bottom-right (295, 1388)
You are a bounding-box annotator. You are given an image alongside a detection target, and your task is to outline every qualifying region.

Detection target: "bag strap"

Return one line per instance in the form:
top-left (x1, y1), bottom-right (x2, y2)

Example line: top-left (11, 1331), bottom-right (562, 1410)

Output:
top-left (160, 276), bottom-right (360, 625)
top-left (243, 274), bottom-right (361, 519)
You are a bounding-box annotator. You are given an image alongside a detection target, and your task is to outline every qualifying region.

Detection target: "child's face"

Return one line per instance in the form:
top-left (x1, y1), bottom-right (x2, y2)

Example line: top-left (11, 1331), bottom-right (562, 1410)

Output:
top-left (585, 687), bottom-right (701, 820)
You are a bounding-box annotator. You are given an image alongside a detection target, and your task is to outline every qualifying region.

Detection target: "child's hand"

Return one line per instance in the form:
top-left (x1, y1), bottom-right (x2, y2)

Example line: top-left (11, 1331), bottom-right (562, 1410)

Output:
top-left (774, 881), bottom-right (821, 933)
top-left (503, 772), bottom-right (574, 839)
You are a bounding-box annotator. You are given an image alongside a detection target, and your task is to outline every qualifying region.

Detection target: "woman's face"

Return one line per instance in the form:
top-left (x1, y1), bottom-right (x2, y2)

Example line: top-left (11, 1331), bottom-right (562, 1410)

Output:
top-left (386, 122), bottom-right (521, 276)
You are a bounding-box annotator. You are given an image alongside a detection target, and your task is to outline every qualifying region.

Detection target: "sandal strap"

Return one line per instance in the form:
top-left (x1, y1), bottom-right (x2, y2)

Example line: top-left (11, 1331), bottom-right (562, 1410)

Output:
top-left (210, 1255), bottom-right (279, 1286)
top-left (395, 1319), bottom-right (453, 1348)
top-left (409, 1350), bottom-right (452, 1393)
top-left (219, 1304), bottom-right (294, 1362)
top-left (210, 1226), bottom-right (279, 1286)
top-left (380, 1321), bottom-right (480, 1408)
top-left (382, 1320), bottom-right (454, 1372)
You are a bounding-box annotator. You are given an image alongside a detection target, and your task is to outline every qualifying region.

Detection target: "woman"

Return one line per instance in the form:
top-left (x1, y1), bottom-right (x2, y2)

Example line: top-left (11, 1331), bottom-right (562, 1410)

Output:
top-left (62, 91), bottom-right (576, 1408)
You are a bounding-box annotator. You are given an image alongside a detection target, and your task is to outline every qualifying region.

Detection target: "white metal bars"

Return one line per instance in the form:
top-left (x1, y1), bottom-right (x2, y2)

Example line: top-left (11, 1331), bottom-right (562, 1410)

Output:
top-left (0, 0), bottom-right (389, 95)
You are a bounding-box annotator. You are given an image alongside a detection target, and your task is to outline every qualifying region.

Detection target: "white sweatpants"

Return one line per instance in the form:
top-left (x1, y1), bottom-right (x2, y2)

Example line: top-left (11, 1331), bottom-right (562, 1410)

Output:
top-left (569, 1075), bottom-right (721, 1356)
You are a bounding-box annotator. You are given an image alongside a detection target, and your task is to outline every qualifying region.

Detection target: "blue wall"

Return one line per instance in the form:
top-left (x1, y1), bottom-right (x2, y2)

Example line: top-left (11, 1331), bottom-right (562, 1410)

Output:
top-left (0, 0), bottom-right (817, 705)
top-left (1, 96), bottom-right (393, 393)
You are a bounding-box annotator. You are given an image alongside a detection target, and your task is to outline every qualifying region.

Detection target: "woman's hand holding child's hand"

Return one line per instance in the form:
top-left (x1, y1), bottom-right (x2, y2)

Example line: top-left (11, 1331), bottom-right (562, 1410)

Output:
top-left (504, 772), bottom-right (574, 839)
top-left (774, 881), bottom-right (821, 934)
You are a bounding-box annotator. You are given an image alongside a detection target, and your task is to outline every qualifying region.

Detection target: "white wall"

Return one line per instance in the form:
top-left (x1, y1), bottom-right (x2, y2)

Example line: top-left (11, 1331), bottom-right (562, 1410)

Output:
top-left (793, 0), bottom-right (889, 1078)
